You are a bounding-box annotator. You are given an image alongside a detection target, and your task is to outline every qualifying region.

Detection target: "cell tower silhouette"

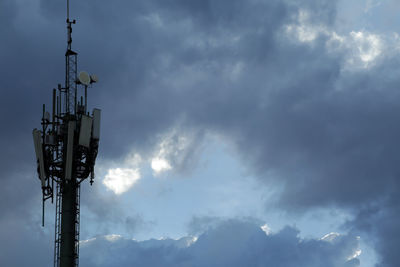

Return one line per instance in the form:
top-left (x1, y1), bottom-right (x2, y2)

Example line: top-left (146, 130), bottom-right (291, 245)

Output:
top-left (32, 1), bottom-right (100, 266)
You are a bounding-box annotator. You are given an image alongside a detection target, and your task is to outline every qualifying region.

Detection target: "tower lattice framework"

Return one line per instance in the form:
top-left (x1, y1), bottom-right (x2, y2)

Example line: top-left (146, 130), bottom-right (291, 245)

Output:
top-left (32, 1), bottom-right (101, 266)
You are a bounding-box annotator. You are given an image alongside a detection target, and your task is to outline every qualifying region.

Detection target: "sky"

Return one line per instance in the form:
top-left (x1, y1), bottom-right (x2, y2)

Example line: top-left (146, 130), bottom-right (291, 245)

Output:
top-left (1, 0), bottom-right (400, 266)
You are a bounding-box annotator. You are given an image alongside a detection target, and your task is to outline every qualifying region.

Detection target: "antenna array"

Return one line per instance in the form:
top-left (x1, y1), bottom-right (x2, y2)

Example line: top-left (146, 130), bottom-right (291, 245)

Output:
top-left (32, 1), bottom-right (101, 266)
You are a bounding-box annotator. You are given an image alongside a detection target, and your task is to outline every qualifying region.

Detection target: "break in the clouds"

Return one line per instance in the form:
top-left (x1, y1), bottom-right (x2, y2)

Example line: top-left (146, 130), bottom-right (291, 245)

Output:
top-left (101, 128), bottom-right (201, 194)
top-left (80, 219), bottom-right (360, 267)
top-left (2, 0), bottom-right (400, 266)
top-left (149, 127), bottom-right (204, 176)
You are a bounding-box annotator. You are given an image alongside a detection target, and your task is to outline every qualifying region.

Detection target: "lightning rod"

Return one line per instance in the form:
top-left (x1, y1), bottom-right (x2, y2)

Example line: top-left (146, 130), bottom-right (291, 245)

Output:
top-left (32, 1), bottom-right (101, 266)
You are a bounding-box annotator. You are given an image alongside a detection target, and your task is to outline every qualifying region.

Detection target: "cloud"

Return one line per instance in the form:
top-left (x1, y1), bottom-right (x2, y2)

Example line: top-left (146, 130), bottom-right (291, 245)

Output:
top-left (0, 171), bottom-right (53, 267)
top-left (346, 196), bottom-right (400, 267)
top-left (102, 153), bottom-right (142, 194)
top-left (2, 0), bottom-right (400, 266)
top-left (103, 167), bottom-right (141, 195)
top-left (80, 219), bottom-right (360, 267)
top-left (151, 157), bottom-right (172, 174)
top-left (150, 127), bottom-right (204, 175)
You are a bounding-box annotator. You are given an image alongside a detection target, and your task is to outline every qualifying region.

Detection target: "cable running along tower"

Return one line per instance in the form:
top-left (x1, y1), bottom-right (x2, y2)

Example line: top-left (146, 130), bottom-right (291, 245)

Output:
top-left (32, 1), bottom-right (100, 266)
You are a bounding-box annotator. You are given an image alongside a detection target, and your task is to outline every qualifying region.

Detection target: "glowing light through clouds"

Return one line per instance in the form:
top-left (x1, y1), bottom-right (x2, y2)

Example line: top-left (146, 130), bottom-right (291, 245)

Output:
top-left (103, 154), bottom-right (142, 194)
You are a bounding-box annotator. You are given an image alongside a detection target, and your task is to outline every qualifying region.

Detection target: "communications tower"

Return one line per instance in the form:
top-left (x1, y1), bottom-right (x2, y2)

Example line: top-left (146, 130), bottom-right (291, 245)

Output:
top-left (32, 1), bottom-right (101, 266)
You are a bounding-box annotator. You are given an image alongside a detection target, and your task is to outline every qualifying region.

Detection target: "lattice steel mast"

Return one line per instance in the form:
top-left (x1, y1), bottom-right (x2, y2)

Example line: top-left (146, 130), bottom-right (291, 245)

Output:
top-left (32, 1), bottom-right (101, 266)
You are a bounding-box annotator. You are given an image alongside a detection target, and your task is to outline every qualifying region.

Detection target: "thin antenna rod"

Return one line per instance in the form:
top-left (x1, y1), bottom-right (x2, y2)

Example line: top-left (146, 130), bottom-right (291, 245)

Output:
top-left (42, 198), bottom-right (45, 227)
top-left (33, 0), bottom-right (100, 266)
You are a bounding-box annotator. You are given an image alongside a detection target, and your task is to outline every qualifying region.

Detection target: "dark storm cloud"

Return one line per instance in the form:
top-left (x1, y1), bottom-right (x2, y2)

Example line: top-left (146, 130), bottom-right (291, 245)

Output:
top-left (0, 171), bottom-right (53, 267)
top-left (0, 0), bottom-right (16, 32)
top-left (0, 2), bottom-right (65, 179)
top-left (79, 1), bottom-right (399, 265)
top-left (2, 0), bottom-right (400, 266)
top-left (80, 219), bottom-right (360, 267)
top-left (34, 0), bottom-right (301, 158)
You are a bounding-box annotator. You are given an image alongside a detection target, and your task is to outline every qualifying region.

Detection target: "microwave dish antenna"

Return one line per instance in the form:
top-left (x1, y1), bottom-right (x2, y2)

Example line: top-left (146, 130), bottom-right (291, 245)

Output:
top-left (32, 1), bottom-right (101, 267)
top-left (78, 71), bottom-right (91, 85)
top-left (90, 74), bottom-right (98, 83)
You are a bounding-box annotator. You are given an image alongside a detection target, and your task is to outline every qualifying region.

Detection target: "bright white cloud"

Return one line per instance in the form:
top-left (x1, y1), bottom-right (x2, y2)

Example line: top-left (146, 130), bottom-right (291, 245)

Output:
top-left (320, 232), bottom-right (362, 263)
top-left (260, 223), bottom-right (271, 235)
top-left (348, 247), bottom-right (362, 261)
top-left (350, 31), bottom-right (382, 63)
top-left (150, 128), bottom-right (198, 176)
top-left (102, 153), bottom-right (142, 194)
top-left (151, 157), bottom-right (172, 174)
top-left (321, 232), bottom-right (340, 242)
top-left (103, 167), bottom-right (141, 195)
top-left (284, 8), bottom-right (386, 70)
top-left (330, 30), bottom-right (383, 69)
top-left (104, 234), bottom-right (123, 242)
top-left (101, 128), bottom-right (199, 192)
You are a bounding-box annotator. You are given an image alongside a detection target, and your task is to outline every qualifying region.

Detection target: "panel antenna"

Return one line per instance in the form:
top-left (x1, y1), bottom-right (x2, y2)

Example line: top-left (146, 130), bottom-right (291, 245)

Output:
top-left (32, 1), bottom-right (101, 266)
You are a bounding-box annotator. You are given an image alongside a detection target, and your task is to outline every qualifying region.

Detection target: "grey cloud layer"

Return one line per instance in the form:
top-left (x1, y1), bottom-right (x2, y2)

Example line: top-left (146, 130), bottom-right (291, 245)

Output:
top-left (80, 219), bottom-right (360, 267)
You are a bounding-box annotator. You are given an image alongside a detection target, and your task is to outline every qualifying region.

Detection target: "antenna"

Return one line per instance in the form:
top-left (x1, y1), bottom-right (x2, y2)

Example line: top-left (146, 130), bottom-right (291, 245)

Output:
top-left (78, 71), bottom-right (91, 86)
top-left (32, 1), bottom-right (101, 266)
